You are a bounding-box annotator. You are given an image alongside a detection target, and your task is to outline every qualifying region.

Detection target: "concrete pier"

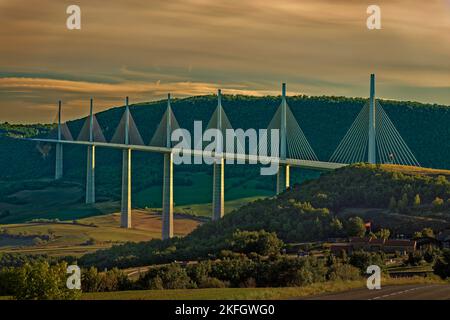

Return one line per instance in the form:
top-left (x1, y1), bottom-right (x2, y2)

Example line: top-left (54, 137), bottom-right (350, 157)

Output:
top-left (55, 143), bottom-right (63, 180)
top-left (121, 148), bottom-right (132, 228)
top-left (276, 164), bottom-right (290, 194)
top-left (212, 157), bottom-right (224, 220)
top-left (162, 152), bottom-right (174, 240)
top-left (86, 145), bottom-right (95, 204)
top-left (368, 74), bottom-right (376, 164)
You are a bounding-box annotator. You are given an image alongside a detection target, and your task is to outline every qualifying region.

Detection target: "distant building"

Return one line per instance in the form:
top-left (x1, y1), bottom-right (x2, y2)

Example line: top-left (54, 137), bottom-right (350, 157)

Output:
top-left (330, 237), bottom-right (416, 256)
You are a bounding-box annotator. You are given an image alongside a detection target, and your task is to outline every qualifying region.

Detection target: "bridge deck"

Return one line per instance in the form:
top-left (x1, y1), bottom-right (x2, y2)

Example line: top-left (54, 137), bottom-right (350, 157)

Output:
top-left (29, 138), bottom-right (347, 171)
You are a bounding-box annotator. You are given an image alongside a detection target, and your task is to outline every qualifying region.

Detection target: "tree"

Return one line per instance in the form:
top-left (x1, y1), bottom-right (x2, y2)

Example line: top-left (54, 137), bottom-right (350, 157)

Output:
top-left (329, 218), bottom-right (344, 236)
top-left (397, 193), bottom-right (408, 213)
top-left (421, 227), bottom-right (435, 238)
top-left (14, 262), bottom-right (80, 300)
top-left (433, 249), bottom-right (450, 279)
top-left (228, 230), bottom-right (283, 256)
top-left (413, 194), bottom-right (421, 207)
top-left (349, 251), bottom-right (385, 274)
top-left (376, 229), bottom-right (390, 240)
top-left (432, 197), bottom-right (444, 211)
top-left (388, 196), bottom-right (397, 212)
top-left (346, 217), bottom-right (366, 238)
top-left (138, 263), bottom-right (193, 290)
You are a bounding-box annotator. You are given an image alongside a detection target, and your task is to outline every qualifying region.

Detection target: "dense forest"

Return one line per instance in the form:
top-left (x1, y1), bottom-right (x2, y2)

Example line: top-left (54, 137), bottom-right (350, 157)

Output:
top-left (1, 94), bottom-right (450, 205)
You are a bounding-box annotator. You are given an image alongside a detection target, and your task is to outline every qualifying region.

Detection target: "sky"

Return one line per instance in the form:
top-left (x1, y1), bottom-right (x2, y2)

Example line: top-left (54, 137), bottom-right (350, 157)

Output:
top-left (0, 0), bottom-right (449, 123)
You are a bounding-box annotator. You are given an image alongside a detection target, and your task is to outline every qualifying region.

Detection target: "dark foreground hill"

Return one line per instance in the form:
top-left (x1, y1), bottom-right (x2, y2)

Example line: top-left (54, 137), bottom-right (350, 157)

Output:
top-left (1, 95), bottom-right (450, 218)
top-left (79, 164), bottom-right (450, 269)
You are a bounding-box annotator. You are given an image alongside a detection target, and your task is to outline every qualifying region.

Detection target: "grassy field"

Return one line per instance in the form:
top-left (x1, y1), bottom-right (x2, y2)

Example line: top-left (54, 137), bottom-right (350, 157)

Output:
top-left (134, 172), bottom-right (273, 209)
top-left (381, 164), bottom-right (450, 177)
top-left (174, 196), bottom-right (266, 217)
top-left (0, 210), bottom-right (200, 257)
top-left (0, 172), bottom-right (273, 223)
top-left (80, 277), bottom-right (446, 300)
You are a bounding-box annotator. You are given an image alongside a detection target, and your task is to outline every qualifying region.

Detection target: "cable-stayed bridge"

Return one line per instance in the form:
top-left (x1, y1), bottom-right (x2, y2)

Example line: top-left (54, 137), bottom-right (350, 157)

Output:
top-left (28, 74), bottom-right (419, 240)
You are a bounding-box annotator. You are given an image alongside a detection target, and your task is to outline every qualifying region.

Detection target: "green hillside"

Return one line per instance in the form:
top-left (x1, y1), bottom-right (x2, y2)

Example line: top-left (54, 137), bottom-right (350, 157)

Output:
top-left (1, 95), bottom-right (450, 222)
top-left (79, 164), bottom-right (450, 269)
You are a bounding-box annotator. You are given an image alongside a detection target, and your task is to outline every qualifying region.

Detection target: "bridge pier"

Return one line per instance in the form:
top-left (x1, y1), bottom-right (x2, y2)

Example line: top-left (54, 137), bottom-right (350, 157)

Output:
top-left (162, 153), bottom-right (174, 240)
top-left (86, 145), bottom-right (95, 204)
top-left (276, 164), bottom-right (290, 194)
top-left (212, 158), bottom-right (224, 221)
top-left (121, 148), bottom-right (132, 228)
top-left (55, 143), bottom-right (63, 180)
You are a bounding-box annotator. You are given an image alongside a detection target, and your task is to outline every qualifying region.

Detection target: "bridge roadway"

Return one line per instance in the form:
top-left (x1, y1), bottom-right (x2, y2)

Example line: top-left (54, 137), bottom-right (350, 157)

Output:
top-left (29, 138), bottom-right (347, 171)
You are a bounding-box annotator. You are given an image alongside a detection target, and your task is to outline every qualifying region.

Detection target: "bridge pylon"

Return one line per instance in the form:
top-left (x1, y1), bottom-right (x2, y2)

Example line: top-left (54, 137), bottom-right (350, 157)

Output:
top-left (162, 94), bottom-right (174, 240)
top-left (55, 100), bottom-right (63, 180)
top-left (212, 89), bottom-right (225, 221)
top-left (120, 97), bottom-right (132, 228)
top-left (86, 98), bottom-right (96, 204)
top-left (329, 74), bottom-right (420, 167)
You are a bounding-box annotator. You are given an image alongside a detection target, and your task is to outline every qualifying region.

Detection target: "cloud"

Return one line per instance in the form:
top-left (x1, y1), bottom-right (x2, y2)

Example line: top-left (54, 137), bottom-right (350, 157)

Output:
top-left (0, 77), bottom-right (275, 123)
top-left (0, 0), bottom-right (449, 123)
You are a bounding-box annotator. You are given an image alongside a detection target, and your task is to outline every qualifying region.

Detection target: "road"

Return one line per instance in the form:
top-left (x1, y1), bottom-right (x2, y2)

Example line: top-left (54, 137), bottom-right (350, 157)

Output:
top-left (305, 284), bottom-right (450, 300)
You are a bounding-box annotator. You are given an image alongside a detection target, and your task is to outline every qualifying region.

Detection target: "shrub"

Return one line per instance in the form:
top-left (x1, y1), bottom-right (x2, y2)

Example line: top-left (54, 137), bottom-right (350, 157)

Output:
top-left (328, 264), bottom-right (362, 281)
top-left (137, 263), bottom-right (194, 290)
top-left (227, 230), bottom-right (283, 256)
top-left (433, 249), bottom-right (450, 279)
top-left (198, 277), bottom-right (228, 288)
top-left (13, 262), bottom-right (80, 300)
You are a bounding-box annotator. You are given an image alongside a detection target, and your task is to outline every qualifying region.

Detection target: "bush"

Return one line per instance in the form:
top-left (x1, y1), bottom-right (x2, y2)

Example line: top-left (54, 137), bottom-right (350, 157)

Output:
top-left (228, 230), bottom-right (283, 256)
top-left (81, 267), bottom-right (131, 292)
top-left (13, 262), bottom-right (80, 300)
top-left (198, 277), bottom-right (228, 288)
top-left (137, 263), bottom-right (194, 290)
top-left (405, 252), bottom-right (424, 266)
top-left (328, 264), bottom-right (362, 281)
top-left (433, 249), bottom-right (450, 279)
top-left (349, 251), bottom-right (385, 274)
top-left (345, 217), bottom-right (366, 237)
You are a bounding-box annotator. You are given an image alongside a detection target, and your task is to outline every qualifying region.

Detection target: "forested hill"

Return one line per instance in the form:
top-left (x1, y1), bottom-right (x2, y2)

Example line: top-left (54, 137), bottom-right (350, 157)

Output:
top-left (79, 163), bottom-right (450, 269)
top-left (1, 94), bottom-right (450, 199)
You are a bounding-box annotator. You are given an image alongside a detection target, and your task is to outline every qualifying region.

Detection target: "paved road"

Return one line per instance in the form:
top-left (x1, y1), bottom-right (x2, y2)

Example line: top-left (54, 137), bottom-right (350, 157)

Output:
top-left (305, 284), bottom-right (450, 300)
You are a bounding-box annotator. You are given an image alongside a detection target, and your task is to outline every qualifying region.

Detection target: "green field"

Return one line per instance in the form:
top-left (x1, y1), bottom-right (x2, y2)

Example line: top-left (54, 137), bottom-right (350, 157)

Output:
top-left (134, 172), bottom-right (274, 209)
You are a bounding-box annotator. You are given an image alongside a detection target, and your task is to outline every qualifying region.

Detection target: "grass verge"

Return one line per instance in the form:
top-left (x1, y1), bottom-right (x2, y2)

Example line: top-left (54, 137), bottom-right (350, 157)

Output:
top-left (81, 276), bottom-right (446, 300)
